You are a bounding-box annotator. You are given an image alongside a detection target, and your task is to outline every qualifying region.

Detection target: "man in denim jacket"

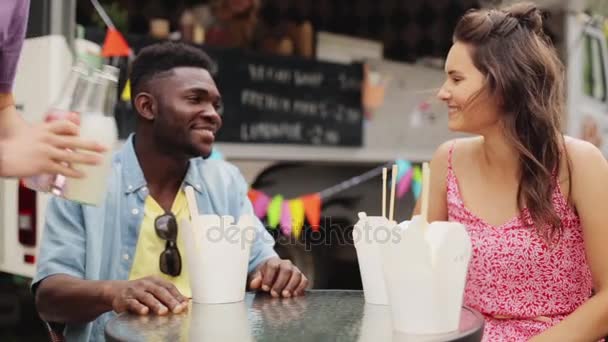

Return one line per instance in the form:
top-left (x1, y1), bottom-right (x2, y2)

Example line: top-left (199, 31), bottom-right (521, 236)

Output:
top-left (32, 42), bottom-right (308, 342)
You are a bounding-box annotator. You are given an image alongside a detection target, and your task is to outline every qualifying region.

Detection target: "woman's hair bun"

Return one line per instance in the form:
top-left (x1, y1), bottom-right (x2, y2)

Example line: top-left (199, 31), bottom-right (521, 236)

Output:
top-left (504, 2), bottom-right (544, 34)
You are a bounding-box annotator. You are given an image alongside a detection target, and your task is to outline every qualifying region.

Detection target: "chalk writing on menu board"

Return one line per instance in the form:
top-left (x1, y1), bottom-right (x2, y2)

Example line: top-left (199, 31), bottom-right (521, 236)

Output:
top-left (213, 49), bottom-right (364, 147)
top-left (82, 29), bottom-right (363, 146)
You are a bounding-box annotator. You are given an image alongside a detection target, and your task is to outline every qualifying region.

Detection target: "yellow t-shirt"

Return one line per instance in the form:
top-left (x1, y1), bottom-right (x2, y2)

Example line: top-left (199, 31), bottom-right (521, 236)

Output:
top-left (129, 190), bottom-right (191, 297)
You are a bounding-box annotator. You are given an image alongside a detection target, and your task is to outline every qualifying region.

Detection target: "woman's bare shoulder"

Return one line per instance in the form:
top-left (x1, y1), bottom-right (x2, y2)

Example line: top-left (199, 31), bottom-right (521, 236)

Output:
top-left (564, 135), bottom-right (602, 155)
top-left (433, 136), bottom-right (480, 166)
top-left (563, 136), bottom-right (605, 169)
top-left (428, 137), bottom-right (479, 183)
top-left (563, 136), bottom-right (606, 176)
top-left (432, 137), bottom-right (479, 160)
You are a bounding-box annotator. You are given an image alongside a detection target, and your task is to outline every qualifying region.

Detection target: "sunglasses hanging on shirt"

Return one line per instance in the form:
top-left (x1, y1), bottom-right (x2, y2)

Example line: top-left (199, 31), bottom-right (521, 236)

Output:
top-left (154, 212), bottom-right (182, 277)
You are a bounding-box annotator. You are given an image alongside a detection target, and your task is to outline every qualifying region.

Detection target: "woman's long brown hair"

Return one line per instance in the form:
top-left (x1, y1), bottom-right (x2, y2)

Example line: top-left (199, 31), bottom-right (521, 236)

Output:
top-left (453, 2), bottom-right (569, 242)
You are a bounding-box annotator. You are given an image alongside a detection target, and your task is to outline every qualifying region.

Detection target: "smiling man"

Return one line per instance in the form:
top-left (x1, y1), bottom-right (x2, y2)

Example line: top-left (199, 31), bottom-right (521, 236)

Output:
top-left (32, 42), bottom-right (308, 342)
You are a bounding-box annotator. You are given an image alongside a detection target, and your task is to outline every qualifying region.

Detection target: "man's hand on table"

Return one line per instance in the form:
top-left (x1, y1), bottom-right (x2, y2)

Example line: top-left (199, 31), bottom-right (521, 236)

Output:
top-left (104, 276), bottom-right (189, 316)
top-left (248, 257), bottom-right (309, 298)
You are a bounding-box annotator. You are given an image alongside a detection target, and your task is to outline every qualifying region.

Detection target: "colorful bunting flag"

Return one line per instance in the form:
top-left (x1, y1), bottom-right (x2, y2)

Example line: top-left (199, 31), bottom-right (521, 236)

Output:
top-left (280, 202), bottom-right (292, 237)
top-left (121, 79), bottom-right (131, 102)
top-left (247, 189), bottom-right (260, 205)
top-left (253, 192), bottom-right (270, 218)
top-left (302, 193), bottom-right (321, 232)
top-left (395, 159), bottom-right (412, 182)
top-left (412, 181), bottom-right (422, 199)
top-left (289, 199), bottom-right (305, 239)
top-left (267, 195), bottom-right (283, 229)
top-left (413, 164), bottom-right (422, 183)
top-left (210, 145), bottom-right (427, 235)
top-left (102, 27), bottom-right (131, 57)
top-left (245, 159), bottom-right (425, 236)
top-left (412, 165), bottom-right (423, 199)
top-left (397, 167), bottom-right (414, 198)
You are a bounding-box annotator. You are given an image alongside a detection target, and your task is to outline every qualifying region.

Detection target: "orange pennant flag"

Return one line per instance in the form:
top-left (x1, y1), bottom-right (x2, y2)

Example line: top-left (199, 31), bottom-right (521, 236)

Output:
top-left (102, 27), bottom-right (131, 57)
top-left (247, 189), bottom-right (260, 204)
top-left (302, 193), bottom-right (321, 232)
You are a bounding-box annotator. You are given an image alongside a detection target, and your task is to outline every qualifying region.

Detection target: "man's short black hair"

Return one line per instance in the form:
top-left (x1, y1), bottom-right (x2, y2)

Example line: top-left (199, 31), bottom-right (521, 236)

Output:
top-left (130, 42), bottom-right (215, 106)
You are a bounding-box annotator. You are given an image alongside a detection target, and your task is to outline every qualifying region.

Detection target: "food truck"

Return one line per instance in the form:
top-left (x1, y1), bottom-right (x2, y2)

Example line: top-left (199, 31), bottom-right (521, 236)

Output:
top-left (0, 0), bottom-right (604, 286)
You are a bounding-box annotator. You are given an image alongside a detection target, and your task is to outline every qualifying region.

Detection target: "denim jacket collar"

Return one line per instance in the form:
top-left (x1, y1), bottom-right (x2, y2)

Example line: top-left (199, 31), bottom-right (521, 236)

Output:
top-left (118, 134), bottom-right (205, 196)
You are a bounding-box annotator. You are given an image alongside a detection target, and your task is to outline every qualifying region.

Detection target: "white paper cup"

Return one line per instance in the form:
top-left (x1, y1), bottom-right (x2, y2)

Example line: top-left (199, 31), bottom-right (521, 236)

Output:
top-left (180, 215), bottom-right (256, 304)
top-left (354, 214), bottom-right (391, 305)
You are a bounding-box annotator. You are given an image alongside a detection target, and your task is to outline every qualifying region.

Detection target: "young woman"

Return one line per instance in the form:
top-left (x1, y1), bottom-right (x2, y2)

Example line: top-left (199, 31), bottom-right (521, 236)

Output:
top-left (417, 2), bottom-right (608, 341)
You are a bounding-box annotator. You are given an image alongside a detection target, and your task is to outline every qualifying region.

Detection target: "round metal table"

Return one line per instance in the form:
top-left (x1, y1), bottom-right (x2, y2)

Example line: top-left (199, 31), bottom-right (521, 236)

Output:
top-left (105, 290), bottom-right (484, 342)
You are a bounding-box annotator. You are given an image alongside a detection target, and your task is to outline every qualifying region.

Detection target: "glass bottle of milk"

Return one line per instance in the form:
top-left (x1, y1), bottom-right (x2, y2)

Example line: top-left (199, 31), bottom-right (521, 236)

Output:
top-left (61, 65), bottom-right (119, 205)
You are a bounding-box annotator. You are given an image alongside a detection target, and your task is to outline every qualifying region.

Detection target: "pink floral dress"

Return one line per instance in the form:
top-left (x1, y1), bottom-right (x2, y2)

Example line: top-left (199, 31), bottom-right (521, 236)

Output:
top-left (446, 143), bottom-right (594, 341)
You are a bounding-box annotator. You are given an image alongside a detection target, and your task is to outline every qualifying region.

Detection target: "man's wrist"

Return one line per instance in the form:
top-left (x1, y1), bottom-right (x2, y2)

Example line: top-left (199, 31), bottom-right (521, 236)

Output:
top-left (99, 280), bottom-right (122, 310)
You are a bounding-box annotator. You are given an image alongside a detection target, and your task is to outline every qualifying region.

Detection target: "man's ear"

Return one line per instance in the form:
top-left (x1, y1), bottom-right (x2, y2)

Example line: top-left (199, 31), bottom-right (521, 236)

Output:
top-left (134, 92), bottom-right (156, 121)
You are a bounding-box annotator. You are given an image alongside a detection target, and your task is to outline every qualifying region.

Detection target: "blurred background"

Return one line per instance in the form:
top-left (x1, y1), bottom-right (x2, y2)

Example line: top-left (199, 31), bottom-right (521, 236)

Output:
top-left (1, 0), bottom-right (607, 340)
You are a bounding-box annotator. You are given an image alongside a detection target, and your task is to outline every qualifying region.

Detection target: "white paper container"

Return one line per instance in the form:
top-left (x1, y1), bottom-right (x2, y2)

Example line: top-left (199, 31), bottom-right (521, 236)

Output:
top-left (381, 216), bottom-right (471, 335)
top-left (354, 213), bottom-right (391, 305)
top-left (425, 221), bottom-right (472, 331)
top-left (180, 215), bottom-right (256, 304)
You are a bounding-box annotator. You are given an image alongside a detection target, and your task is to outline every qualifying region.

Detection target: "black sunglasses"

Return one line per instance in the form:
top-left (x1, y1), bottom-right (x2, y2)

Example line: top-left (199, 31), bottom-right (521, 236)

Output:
top-left (154, 213), bottom-right (182, 277)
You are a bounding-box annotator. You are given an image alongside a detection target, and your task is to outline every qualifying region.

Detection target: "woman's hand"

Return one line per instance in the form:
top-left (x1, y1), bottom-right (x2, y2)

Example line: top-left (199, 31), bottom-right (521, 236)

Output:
top-left (0, 118), bottom-right (107, 178)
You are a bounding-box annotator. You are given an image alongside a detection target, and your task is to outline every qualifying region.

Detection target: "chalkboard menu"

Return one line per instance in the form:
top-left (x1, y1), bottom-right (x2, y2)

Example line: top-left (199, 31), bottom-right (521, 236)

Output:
top-left (209, 49), bottom-right (364, 147)
top-left (85, 27), bottom-right (365, 147)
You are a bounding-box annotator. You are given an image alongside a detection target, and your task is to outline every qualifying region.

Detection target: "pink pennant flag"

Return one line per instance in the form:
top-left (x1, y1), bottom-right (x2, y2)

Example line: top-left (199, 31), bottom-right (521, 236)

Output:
top-left (253, 192), bottom-right (271, 219)
top-left (397, 168), bottom-right (414, 199)
top-left (280, 201), bottom-right (293, 237)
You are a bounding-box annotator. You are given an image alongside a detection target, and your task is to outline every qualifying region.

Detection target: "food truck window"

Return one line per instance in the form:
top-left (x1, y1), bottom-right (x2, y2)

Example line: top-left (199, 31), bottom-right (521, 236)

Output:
top-left (583, 33), bottom-right (608, 102)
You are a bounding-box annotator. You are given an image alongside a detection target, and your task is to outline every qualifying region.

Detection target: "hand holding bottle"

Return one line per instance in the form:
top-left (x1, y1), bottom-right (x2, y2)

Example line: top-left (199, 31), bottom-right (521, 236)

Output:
top-left (0, 116), bottom-right (107, 178)
top-left (21, 62), bottom-right (118, 205)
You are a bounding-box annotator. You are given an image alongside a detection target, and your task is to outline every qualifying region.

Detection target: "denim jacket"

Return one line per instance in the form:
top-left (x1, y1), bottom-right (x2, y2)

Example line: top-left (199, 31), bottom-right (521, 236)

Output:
top-left (32, 134), bottom-right (277, 341)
